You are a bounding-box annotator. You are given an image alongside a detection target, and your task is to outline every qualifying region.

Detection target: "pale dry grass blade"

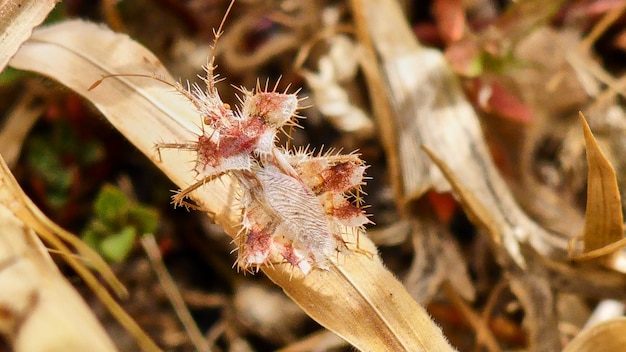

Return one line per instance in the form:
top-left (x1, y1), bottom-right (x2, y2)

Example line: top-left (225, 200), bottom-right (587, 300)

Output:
top-left (264, 230), bottom-right (454, 351)
top-left (0, 203), bottom-right (117, 352)
top-left (0, 0), bottom-right (56, 71)
top-left (0, 92), bottom-right (42, 168)
top-left (141, 234), bottom-right (209, 352)
top-left (9, 20), bottom-right (455, 351)
top-left (352, 0), bottom-right (571, 349)
top-left (355, 0), bottom-right (569, 265)
top-left (350, 0), bottom-right (475, 308)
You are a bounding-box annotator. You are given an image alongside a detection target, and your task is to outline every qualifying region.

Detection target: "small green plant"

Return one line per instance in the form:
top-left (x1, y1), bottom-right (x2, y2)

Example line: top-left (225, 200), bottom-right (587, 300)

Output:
top-left (82, 184), bottom-right (158, 262)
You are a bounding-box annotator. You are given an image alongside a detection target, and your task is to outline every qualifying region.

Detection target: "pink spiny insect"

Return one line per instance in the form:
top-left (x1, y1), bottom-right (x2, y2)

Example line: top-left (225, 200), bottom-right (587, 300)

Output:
top-left (89, 1), bottom-right (370, 274)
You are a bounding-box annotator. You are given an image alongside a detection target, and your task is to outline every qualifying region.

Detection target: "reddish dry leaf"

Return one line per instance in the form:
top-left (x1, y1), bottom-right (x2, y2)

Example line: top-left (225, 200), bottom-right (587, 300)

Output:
top-left (432, 0), bottom-right (466, 44)
top-left (612, 29), bottom-right (626, 51)
top-left (426, 191), bottom-right (458, 224)
top-left (479, 79), bottom-right (533, 124)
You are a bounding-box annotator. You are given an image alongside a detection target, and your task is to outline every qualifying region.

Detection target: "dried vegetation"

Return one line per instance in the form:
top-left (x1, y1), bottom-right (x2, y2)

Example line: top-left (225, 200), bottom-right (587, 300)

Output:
top-left (2, 0), bottom-right (626, 351)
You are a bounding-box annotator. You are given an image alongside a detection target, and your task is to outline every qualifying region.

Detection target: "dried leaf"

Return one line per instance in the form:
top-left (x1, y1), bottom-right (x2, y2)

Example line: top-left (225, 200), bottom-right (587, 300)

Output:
top-left (404, 215), bottom-right (475, 304)
top-left (563, 317), bottom-right (626, 352)
top-left (353, 0), bottom-right (567, 349)
top-left (9, 20), bottom-right (455, 351)
top-left (421, 146), bottom-right (523, 263)
top-left (350, 0), bottom-right (477, 311)
top-left (355, 0), bottom-right (575, 269)
top-left (0, 204), bottom-right (117, 352)
top-left (569, 113), bottom-right (626, 264)
top-left (432, 0), bottom-right (465, 44)
top-left (0, 92), bottom-right (42, 168)
top-left (0, 0), bottom-right (56, 71)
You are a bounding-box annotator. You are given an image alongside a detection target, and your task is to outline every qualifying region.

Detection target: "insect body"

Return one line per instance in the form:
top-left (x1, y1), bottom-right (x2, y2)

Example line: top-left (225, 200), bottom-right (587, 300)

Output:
top-left (155, 73), bottom-right (369, 274)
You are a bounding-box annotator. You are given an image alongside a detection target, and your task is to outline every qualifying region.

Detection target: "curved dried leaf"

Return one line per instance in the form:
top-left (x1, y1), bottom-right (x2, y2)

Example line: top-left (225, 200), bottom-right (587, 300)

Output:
top-left (9, 20), bottom-right (454, 351)
top-left (563, 317), bottom-right (626, 352)
top-left (0, 0), bottom-right (56, 71)
top-left (0, 204), bottom-right (117, 352)
top-left (569, 113), bottom-right (625, 264)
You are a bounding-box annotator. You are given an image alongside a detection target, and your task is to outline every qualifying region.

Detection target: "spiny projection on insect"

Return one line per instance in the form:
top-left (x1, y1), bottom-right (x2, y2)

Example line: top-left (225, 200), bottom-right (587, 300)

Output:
top-left (91, 3), bottom-right (371, 275)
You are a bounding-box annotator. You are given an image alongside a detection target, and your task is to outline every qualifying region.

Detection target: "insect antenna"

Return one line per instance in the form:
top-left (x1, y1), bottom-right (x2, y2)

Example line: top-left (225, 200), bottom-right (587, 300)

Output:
top-left (205, 0), bottom-right (236, 93)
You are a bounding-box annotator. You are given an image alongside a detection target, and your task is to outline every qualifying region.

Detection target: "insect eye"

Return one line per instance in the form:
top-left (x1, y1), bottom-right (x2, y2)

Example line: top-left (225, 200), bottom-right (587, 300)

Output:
top-left (203, 104), bottom-right (232, 126)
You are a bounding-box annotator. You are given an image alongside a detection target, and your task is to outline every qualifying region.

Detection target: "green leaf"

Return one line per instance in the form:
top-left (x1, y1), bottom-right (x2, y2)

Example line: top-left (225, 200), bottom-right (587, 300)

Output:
top-left (79, 140), bottom-right (105, 165)
top-left (26, 136), bottom-right (73, 208)
top-left (0, 66), bottom-right (25, 85)
top-left (128, 206), bottom-right (158, 234)
top-left (100, 226), bottom-right (137, 263)
top-left (81, 228), bottom-right (100, 252)
top-left (94, 184), bottom-right (128, 224)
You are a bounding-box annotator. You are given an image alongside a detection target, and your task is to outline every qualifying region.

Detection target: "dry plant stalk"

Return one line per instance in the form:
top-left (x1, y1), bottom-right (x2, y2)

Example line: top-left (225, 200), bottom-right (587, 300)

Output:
top-left (141, 234), bottom-right (208, 352)
top-left (9, 17), bottom-right (455, 352)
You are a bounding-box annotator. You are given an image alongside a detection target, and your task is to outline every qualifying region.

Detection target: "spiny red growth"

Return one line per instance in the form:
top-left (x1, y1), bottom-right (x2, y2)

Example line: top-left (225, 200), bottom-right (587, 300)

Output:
top-left (239, 198), bottom-right (275, 266)
top-left (202, 102), bottom-right (234, 127)
top-left (91, 3), bottom-right (372, 275)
